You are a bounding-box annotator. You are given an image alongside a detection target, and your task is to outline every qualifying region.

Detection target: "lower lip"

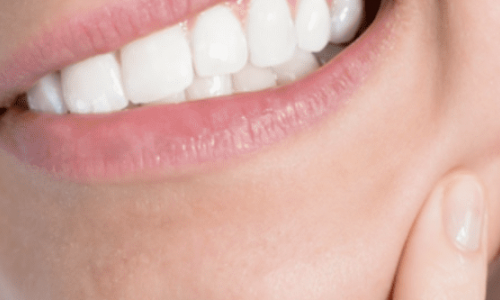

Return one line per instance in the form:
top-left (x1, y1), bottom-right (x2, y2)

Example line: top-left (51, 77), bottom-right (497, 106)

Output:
top-left (0, 3), bottom-right (395, 183)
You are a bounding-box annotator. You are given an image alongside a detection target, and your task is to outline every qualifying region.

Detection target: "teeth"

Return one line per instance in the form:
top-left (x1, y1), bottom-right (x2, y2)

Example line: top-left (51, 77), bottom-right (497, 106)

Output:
top-left (23, 0), bottom-right (367, 115)
top-left (247, 0), bottom-right (297, 67)
top-left (330, 0), bottom-right (364, 44)
top-left (192, 5), bottom-right (248, 77)
top-left (121, 25), bottom-right (194, 104)
top-left (295, 0), bottom-right (331, 52)
top-left (272, 49), bottom-right (319, 86)
top-left (314, 43), bottom-right (345, 66)
top-left (27, 73), bottom-right (67, 114)
top-left (186, 75), bottom-right (233, 101)
top-left (233, 64), bottom-right (277, 93)
top-left (61, 53), bottom-right (128, 114)
top-left (154, 92), bottom-right (187, 104)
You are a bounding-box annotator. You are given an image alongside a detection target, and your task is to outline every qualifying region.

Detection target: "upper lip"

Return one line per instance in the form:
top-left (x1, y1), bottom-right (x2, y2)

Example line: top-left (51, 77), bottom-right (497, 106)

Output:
top-left (0, 0), bottom-right (229, 106)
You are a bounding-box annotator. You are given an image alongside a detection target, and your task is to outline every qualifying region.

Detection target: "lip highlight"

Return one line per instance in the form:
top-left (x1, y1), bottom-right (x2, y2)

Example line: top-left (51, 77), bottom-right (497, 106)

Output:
top-left (0, 0), bottom-right (395, 182)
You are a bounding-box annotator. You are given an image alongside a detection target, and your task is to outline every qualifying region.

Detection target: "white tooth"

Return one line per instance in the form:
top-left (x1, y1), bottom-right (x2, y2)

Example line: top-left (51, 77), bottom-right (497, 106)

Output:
top-left (272, 49), bottom-right (319, 86)
top-left (156, 92), bottom-right (186, 104)
top-left (121, 25), bottom-right (194, 104)
top-left (61, 53), bottom-right (128, 114)
top-left (247, 0), bottom-right (296, 67)
top-left (330, 0), bottom-right (364, 44)
top-left (232, 64), bottom-right (277, 93)
top-left (27, 73), bottom-right (68, 114)
top-left (295, 0), bottom-right (331, 52)
top-left (192, 5), bottom-right (248, 77)
top-left (186, 75), bottom-right (233, 101)
top-left (139, 92), bottom-right (186, 107)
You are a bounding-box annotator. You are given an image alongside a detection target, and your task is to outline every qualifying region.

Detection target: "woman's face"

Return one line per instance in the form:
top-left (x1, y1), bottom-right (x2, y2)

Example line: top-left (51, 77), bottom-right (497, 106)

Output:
top-left (1, 0), bottom-right (500, 298)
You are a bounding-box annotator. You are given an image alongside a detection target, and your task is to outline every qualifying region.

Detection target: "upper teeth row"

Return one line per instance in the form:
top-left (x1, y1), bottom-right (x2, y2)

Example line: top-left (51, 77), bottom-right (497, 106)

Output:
top-left (27, 0), bottom-right (363, 115)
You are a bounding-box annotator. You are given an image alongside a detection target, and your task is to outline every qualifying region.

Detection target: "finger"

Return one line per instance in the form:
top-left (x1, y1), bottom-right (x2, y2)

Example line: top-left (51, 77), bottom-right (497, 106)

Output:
top-left (393, 172), bottom-right (488, 300)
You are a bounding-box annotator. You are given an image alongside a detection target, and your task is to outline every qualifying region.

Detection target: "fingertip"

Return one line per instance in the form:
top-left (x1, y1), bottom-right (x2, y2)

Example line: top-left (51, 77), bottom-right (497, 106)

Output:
top-left (443, 173), bottom-right (486, 253)
top-left (393, 171), bottom-right (488, 300)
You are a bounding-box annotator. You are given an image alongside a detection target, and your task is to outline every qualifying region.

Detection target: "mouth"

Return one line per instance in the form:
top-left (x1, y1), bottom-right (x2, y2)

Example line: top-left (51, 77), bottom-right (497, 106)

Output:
top-left (0, 0), bottom-right (393, 183)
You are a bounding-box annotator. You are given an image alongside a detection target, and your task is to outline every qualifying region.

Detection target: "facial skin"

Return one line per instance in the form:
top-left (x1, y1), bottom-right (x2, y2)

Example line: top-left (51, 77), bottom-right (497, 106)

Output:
top-left (1, 0), bottom-right (500, 299)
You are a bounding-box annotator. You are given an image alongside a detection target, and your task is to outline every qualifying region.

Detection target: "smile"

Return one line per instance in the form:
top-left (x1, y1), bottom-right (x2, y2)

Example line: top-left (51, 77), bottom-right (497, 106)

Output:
top-left (0, 0), bottom-right (394, 182)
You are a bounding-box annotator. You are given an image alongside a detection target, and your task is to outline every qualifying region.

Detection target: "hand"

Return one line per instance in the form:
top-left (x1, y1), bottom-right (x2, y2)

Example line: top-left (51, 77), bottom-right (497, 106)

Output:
top-left (393, 172), bottom-right (488, 299)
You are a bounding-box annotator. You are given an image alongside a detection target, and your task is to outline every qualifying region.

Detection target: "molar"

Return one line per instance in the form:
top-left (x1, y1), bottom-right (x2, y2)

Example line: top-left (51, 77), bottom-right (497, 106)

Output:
top-left (314, 43), bottom-right (345, 66)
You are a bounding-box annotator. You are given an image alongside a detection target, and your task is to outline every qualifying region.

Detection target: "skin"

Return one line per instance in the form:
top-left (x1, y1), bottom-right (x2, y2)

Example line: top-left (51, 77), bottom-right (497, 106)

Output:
top-left (0, 0), bottom-right (500, 298)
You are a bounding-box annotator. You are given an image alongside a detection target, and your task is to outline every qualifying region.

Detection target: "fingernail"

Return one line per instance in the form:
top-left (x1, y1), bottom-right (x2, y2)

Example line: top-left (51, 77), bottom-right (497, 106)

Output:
top-left (443, 175), bottom-right (485, 252)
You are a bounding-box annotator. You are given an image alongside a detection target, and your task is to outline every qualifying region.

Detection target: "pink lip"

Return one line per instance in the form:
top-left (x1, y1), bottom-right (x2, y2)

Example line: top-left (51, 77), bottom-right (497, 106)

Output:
top-left (0, 0), bottom-right (395, 183)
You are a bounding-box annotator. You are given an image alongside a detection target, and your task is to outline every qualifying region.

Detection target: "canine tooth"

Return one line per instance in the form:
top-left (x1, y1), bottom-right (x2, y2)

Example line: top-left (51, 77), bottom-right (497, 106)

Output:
top-left (27, 73), bottom-right (67, 114)
top-left (186, 75), bottom-right (233, 101)
top-left (192, 5), bottom-right (248, 77)
top-left (330, 0), bottom-right (364, 44)
top-left (233, 65), bottom-right (277, 93)
top-left (314, 43), bottom-right (344, 65)
top-left (247, 0), bottom-right (296, 67)
top-left (121, 25), bottom-right (194, 104)
top-left (295, 0), bottom-right (331, 52)
top-left (272, 49), bottom-right (319, 86)
top-left (61, 53), bottom-right (128, 114)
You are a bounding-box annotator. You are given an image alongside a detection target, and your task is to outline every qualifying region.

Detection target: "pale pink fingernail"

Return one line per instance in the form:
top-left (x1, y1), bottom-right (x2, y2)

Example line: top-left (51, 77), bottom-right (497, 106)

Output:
top-left (443, 175), bottom-right (485, 252)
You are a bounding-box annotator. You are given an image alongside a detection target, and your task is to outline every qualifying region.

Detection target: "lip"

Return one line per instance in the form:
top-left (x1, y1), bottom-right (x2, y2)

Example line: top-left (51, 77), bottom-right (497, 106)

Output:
top-left (0, 0), bottom-right (396, 183)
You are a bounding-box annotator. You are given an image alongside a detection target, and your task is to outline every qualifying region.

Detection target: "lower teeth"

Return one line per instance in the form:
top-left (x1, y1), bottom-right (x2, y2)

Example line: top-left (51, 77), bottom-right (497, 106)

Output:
top-left (314, 44), bottom-right (345, 67)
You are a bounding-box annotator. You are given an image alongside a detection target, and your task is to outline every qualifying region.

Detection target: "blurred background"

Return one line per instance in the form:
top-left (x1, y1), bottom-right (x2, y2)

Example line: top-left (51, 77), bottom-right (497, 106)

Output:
top-left (487, 259), bottom-right (500, 299)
